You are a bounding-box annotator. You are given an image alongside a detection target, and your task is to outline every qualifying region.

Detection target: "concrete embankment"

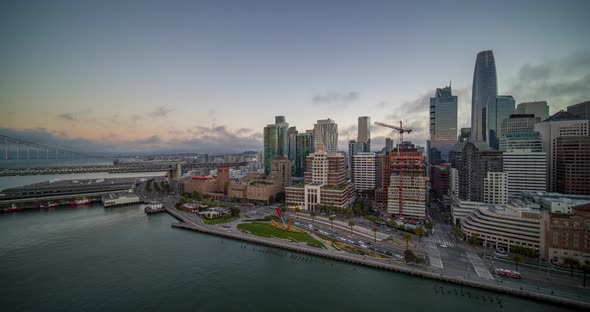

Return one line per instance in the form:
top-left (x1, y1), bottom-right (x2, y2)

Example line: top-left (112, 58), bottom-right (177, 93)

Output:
top-left (165, 207), bottom-right (589, 310)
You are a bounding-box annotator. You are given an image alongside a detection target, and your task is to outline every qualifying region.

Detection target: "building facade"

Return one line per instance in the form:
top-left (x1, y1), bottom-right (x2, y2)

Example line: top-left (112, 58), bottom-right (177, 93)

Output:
top-left (263, 117), bottom-right (289, 174)
top-left (471, 50), bottom-right (498, 142)
top-left (541, 203), bottom-right (590, 264)
top-left (566, 101), bottom-right (590, 120)
top-left (503, 149), bottom-right (547, 198)
top-left (500, 114), bottom-right (541, 138)
top-left (451, 141), bottom-right (503, 202)
top-left (294, 131), bottom-right (314, 177)
top-left (432, 163), bottom-right (451, 208)
top-left (533, 111), bottom-right (589, 192)
top-left (351, 152), bottom-right (379, 192)
top-left (429, 85), bottom-right (458, 161)
top-left (487, 95), bottom-right (515, 150)
top-left (483, 171), bottom-right (508, 205)
top-left (555, 136), bottom-right (590, 195)
top-left (499, 131), bottom-right (543, 152)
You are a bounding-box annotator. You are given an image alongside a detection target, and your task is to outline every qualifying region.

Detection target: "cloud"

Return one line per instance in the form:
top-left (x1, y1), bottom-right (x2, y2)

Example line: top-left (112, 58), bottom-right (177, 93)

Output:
top-left (0, 124), bottom-right (263, 155)
top-left (56, 111), bottom-right (90, 122)
top-left (508, 51), bottom-right (590, 112)
top-left (147, 106), bottom-right (175, 118)
top-left (312, 91), bottom-right (359, 105)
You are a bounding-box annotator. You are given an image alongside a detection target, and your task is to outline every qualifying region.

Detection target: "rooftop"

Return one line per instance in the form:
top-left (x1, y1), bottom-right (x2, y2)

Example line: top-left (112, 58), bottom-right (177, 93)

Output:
top-left (543, 110), bottom-right (585, 122)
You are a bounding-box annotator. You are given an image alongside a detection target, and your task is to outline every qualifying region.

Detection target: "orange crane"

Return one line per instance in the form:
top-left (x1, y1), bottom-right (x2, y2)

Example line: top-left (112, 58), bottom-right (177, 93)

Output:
top-left (374, 121), bottom-right (413, 220)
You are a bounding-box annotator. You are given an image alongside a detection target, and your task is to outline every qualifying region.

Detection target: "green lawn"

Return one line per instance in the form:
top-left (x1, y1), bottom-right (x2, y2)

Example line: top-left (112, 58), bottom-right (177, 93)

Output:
top-left (202, 215), bottom-right (239, 225)
top-left (237, 222), bottom-right (325, 248)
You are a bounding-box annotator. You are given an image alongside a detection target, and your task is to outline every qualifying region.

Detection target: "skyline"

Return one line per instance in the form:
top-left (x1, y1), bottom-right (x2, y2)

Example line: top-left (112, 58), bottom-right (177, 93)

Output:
top-left (1, 1), bottom-right (590, 154)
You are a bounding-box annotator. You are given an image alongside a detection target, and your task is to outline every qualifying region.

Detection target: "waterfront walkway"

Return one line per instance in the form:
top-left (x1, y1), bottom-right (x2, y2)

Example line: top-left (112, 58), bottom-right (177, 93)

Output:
top-left (164, 206), bottom-right (590, 310)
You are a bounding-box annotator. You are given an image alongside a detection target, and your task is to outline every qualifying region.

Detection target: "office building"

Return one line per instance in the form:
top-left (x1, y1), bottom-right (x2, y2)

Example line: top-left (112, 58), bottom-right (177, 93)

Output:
top-left (471, 50), bottom-right (498, 142)
top-left (352, 152), bottom-right (379, 192)
top-left (429, 85), bottom-right (458, 161)
top-left (484, 172), bottom-right (508, 205)
top-left (515, 101), bottom-right (549, 121)
top-left (459, 128), bottom-right (471, 142)
top-left (487, 95), bottom-right (515, 150)
top-left (503, 150), bottom-right (547, 198)
top-left (285, 144), bottom-right (355, 211)
top-left (540, 203), bottom-right (590, 264)
top-left (500, 114), bottom-right (541, 138)
top-left (357, 116), bottom-right (371, 152)
top-left (228, 157), bottom-right (290, 204)
top-left (567, 101), bottom-right (590, 120)
top-left (263, 116), bottom-right (289, 174)
top-left (388, 175), bottom-right (427, 220)
top-left (432, 163), bottom-right (451, 208)
top-left (499, 132), bottom-right (543, 152)
top-left (555, 136), bottom-right (590, 195)
top-left (382, 138), bottom-right (394, 153)
top-left (534, 111), bottom-right (589, 192)
top-left (313, 119), bottom-right (338, 153)
top-left (451, 141), bottom-right (503, 202)
top-left (294, 131), bottom-right (314, 177)
top-left (462, 204), bottom-right (541, 251)
top-left (348, 140), bottom-right (365, 170)
top-left (287, 126), bottom-right (298, 173)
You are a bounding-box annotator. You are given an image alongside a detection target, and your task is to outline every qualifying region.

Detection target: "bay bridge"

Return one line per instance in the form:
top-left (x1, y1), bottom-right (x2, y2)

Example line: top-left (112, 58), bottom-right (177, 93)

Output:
top-left (0, 134), bottom-right (249, 177)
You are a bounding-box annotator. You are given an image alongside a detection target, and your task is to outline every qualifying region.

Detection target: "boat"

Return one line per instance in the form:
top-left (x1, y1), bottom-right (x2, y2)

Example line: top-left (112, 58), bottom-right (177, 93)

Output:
top-left (70, 198), bottom-right (92, 206)
top-left (2, 204), bottom-right (23, 213)
top-left (48, 202), bottom-right (60, 208)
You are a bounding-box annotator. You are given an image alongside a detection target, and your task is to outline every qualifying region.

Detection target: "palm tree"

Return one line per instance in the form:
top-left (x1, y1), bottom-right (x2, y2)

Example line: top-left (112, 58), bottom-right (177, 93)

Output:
top-left (328, 216), bottom-right (336, 229)
top-left (391, 219), bottom-right (398, 233)
top-left (310, 211), bottom-right (317, 224)
top-left (511, 254), bottom-right (523, 272)
top-left (348, 220), bottom-right (355, 236)
top-left (562, 257), bottom-right (580, 278)
top-left (402, 233), bottom-right (413, 250)
top-left (414, 227), bottom-right (425, 243)
top-left (294, 207), bottom-right (300, 219)
top-left (372, 227), bottom-right (378, 242)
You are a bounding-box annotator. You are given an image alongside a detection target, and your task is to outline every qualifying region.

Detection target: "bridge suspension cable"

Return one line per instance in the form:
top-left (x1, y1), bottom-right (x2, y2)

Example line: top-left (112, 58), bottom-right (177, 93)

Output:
top-left (0, 134), bottom-right (104, 161)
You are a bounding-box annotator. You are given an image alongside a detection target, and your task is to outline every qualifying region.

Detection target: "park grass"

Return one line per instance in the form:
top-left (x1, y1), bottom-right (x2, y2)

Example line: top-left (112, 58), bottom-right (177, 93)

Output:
top-left (202, 215), bottom-right (239, 225)
top-left (237, 222), bottom-right (325, 248)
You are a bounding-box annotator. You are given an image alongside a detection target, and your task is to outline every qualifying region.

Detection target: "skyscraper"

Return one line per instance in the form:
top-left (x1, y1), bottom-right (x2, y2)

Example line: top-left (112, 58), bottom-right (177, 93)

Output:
top-left (515, 101), bottom-right (549, 121)
top-left (534, 111), bottom-right (589, 192)
top-left (471, 50), bottom-right (498, 142)
top-left (487, 95), bottom-right (515, 150)
top-left (451, 141), bottom-right (503, 202)
top-left (429, 85), bottom-right (458, 161)
top-left (348, 140), bottom-right (364, 170)
top-left (567, 101), bottom-right (590, 120)
top-left (263, 116), bottom-right (289, 175)
top-left (382, 138), bottom-right (394, 152)
top-left (287, 126), bottom-right (298, 173)
top-left (503, 149), bottom-right (547, 198)
top-left (294, 131), bottom-right (314, 177)
top-left (357, 116), bottom-right (371, 152)
top-left (313, 119), bottom-right (338, 153)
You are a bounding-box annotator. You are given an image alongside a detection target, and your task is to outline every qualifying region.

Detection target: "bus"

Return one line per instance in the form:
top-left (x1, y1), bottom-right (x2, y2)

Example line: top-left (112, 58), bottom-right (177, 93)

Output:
top-left (494, 268), bottom-right (521, 279)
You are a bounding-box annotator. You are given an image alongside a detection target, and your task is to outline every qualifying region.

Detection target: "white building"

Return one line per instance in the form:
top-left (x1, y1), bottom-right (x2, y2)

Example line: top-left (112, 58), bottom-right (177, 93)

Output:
top-left (503, 149), bottom-right (547, 198)
top-left (484, 171), bottom-right (508, 205)
top-left (461, 204), bottom-right (541, 250)
top-left (352, 152), bottom-right (377, 192)
top-left (515, 101), bottom-right (549, 121)
top-left (533, 112), bottom-right (589, 192)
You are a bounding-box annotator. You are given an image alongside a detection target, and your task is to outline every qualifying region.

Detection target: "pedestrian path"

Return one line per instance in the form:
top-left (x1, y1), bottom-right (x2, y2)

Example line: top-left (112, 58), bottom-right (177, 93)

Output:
top-left (431, 238), bottom-right (458, 248)
top-left (425, 242), bottom-right (444, 270)
top-left (466, 252), bottom-right (494, 280)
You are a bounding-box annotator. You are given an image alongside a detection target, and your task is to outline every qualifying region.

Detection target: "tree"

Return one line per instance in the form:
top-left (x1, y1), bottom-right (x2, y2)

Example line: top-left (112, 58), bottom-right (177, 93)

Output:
top-left (310, 211), bottom-right (317, 224)
top-left (230, 207), bottom-right (241, 217)
top-left (414, 227), bottom-right (425, 243)
top-left (372, 227), bottom-right (378, 242)
top-left (402, 233), bottom-right (413, 250)
top-left (391, 220), bottom-right (398, 233)
top-left (294, 207), bottom-right (300, 219)
top-left (511, 254), bottom-right (523, 272)
top-left (562, 257), bottom-right (580, 278)
top-left (329, 216), bottom-right (336, 229)
top-left (348, 220), bottom-right (355, 236)
top-left (404, 249), bottom-right (417, 263)
top-left (424, 222), bottom-right (433, 230)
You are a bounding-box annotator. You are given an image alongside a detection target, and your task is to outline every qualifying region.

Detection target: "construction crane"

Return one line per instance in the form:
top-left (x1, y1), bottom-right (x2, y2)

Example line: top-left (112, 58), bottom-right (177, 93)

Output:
top-left (374, 121), bottom-right (413, 220)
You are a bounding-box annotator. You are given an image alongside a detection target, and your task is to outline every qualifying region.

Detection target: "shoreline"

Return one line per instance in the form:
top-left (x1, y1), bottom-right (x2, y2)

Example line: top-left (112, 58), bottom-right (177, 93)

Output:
top-left (165, 207), bottom-right (589, 310)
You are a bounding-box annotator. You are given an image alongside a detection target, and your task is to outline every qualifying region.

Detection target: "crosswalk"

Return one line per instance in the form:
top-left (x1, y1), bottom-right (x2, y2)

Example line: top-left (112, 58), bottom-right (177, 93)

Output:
top-left (431, 238), bottom-right (458, 248)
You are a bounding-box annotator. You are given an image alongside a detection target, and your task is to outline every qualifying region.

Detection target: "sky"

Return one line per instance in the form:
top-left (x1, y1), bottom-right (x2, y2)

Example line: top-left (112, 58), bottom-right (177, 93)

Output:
top-left (1, 0), bottom-right (589, 154)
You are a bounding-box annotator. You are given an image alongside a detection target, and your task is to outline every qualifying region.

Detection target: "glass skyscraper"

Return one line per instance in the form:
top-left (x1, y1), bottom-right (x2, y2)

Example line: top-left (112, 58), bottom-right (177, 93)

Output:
top-left (263, 116), bottom-right (289, 175)
top-left (471, 50), bottom-right (498, 142)
top-left (487, 95), bottom-right (515, 150)
top-left (429, 85), bottom-right (457, 161)
top-left (294, 130), bottom-right (314, 177)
